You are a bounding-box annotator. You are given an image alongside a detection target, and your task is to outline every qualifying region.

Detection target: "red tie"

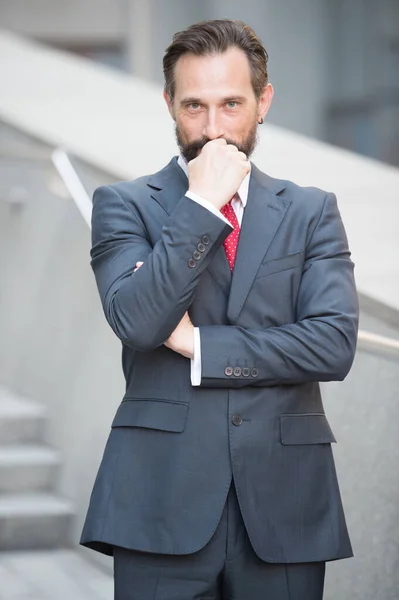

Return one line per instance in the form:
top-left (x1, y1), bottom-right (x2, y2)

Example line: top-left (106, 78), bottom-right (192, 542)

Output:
top-left (220, 199), bottom-right (240, 271)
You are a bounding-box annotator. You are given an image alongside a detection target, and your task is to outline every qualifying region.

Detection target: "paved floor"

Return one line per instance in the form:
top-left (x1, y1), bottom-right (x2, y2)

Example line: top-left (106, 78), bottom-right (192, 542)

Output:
top-left (0, 550), bottom-right (113, 600)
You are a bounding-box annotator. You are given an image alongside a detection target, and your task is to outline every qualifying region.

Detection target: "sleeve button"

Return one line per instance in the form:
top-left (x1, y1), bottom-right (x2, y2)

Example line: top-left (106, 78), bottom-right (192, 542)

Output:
top-left (197, 242), bottom-right (206, 252)
top-left (193, 250), bottom-right (202, 260)
top-left (233, 367), bottom-right (242, 377)
top-left (201, 235), bottom-right (210, 245)
top-left (225, 366), bottom-right (233, 376)
top-left (251, 368), bottom-right (259, 378)
top-left (242, 368), bottom-right (250, 377)
top-left (188, 258), bottom-right (196, 268)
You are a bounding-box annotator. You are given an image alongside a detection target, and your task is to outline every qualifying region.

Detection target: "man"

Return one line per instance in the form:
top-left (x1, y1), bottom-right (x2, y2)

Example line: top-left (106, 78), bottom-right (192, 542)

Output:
top-left (81, 19), bottom-right (358, 600)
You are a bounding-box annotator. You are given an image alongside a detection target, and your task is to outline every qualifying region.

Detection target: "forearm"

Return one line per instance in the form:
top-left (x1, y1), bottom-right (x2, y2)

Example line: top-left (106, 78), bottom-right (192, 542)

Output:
top-left (198, 314), bottom-right (358, 388)
top-left (198, 192), bottom-right (359, 388)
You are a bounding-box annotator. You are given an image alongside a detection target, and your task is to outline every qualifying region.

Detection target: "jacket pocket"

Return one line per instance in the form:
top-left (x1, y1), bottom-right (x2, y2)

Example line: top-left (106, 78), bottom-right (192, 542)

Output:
top-left (256, 250), bottom-right (304, 279)
top-left (111, 398), bottom-right (188, 433)
top-left (280, 413), bottom-right (336, 445)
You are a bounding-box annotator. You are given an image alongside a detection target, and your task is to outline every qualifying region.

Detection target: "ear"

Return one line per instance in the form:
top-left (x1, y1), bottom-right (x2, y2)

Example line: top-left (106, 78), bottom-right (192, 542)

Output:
top-left (258, 83), bottom-right (274, 123)
top-left (163, 89), bottom-right (175, 120)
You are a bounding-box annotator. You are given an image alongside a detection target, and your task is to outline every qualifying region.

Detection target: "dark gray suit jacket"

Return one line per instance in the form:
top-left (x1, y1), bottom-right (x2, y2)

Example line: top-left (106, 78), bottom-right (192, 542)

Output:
top-left (80, 157), bottom-right (358, 563)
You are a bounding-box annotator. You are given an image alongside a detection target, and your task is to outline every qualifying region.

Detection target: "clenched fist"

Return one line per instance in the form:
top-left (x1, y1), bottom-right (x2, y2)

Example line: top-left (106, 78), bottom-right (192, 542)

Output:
top-left (188, 139), bottom-right (250, 210)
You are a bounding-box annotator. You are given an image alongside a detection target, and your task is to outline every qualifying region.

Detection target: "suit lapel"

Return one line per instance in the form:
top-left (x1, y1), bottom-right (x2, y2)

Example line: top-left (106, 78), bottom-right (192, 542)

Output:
top-left (147, 157), bottom-right (188, 216)
top-left (227, 166), bottom-right (290, 322)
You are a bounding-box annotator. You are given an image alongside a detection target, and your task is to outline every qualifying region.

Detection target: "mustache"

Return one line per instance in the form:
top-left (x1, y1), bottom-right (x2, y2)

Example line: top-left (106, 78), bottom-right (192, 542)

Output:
top-left (185, 136), bottom-right (241, 155)
top-left (175, 121), bottom-right (258, 163)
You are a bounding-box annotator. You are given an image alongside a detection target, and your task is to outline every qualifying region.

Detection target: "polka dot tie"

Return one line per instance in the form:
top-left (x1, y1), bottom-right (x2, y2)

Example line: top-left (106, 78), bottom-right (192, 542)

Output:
top-left (220, 199), bottom-right (240, 271)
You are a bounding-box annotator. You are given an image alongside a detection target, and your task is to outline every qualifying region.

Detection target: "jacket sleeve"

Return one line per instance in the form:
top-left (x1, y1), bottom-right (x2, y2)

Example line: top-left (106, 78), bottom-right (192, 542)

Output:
top-left (90, 184), bottom-right (231, 351)
top-left (198, 193), bottom-right (359, 388)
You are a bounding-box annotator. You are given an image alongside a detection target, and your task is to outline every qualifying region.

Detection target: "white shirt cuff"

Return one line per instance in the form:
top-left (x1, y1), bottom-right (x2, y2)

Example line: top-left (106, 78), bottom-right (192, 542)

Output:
top-left (185, 191), bottom-right (231, 227)
top-left (190, 327), bottom-right (202, 386)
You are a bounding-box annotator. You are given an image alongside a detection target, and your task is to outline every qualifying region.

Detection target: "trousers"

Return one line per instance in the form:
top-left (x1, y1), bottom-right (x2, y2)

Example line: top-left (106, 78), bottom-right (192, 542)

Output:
top-left (113, 482), bottom-right (325, 600)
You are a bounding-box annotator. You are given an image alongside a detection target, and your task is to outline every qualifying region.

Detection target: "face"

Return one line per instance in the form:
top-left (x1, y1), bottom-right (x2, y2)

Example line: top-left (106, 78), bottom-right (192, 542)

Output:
top-left (164, 47), bottom-right (273, 162)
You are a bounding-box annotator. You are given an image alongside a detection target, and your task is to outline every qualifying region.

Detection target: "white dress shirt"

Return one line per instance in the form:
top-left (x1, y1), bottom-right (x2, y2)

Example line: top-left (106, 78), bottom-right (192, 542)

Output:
top-left (177, 155), bottom-right (250, 386)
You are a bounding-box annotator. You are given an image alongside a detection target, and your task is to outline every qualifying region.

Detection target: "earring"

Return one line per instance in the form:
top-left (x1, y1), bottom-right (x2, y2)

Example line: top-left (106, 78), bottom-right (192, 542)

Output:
top-left (258, 117), bottom-right (264, 125)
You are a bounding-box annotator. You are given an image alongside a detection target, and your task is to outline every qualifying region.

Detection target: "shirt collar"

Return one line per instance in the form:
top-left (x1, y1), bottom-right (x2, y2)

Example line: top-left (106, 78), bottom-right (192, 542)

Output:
top-left (177, 154), bottom-right (250, 207)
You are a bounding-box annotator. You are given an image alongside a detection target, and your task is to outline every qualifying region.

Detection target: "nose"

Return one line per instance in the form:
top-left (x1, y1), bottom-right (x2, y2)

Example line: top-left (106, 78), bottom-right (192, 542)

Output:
top-left (202, 109), bottom-right (223, 140)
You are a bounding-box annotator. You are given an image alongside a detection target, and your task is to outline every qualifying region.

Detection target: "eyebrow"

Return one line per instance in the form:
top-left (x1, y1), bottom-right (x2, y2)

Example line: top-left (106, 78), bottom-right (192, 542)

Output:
top-left (180, 97), bottom-right (202, 106)
top-left (180, 95), bottom-right (247, 106)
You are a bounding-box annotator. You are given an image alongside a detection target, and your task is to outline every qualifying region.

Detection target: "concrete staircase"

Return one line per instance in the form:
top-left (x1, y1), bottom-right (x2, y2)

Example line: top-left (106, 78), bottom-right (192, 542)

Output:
top-left (0, 386), bottom-right (74, 550)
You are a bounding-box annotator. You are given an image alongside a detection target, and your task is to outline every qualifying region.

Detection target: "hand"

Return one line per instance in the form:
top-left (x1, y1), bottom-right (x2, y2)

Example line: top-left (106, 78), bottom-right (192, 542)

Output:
top-left (188, 139), bottom-right (250, 210)
top-left (164, 311), bottom-right (194, 359)
top-left (134, 261), bottom-right (194, 359)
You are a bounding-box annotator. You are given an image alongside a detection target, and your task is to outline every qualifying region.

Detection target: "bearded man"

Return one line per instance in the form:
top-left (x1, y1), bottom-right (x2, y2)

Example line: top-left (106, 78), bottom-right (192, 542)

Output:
top-left (81, 19), bottom-right (358, 600)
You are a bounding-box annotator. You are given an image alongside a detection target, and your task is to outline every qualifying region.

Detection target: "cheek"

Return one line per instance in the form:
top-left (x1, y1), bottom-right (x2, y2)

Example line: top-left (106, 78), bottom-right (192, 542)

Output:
top-left (177, 114), bottom-right (203, 140)
top-left (222, 112), bottom-right (254, 138)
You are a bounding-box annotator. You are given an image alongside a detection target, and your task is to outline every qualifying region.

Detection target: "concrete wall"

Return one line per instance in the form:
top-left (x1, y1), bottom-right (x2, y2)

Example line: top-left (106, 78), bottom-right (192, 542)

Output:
top-left (0, 0), bottom-right (122, 43)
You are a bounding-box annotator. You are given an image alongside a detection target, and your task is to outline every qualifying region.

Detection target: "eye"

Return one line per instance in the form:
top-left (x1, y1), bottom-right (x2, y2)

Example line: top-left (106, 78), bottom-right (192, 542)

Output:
top-left (226, 101), bottom-right (239, 108)
top-left (188, 103), bottom-right (200, 110)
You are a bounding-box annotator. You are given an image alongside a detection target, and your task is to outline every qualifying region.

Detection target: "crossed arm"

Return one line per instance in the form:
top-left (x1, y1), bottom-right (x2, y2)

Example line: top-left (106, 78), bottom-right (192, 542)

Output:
top-left (91, 184), bottom-right (359, 388)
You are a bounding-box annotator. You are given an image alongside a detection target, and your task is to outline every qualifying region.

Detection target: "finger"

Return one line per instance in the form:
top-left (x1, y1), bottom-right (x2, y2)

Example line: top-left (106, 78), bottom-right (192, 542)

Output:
top-left (209, 138), bottom-right (227, 146)
top-left (226, 144), bottom-right (239, 152)
top-left (237, 151), bottom-right (248, 161)
top-left (134, 261), bottom-right (144, 273)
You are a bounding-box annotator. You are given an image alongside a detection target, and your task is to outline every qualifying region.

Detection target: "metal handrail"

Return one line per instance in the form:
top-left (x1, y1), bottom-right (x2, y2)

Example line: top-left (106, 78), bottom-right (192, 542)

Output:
top-left (51, 145), bottom-right (399, 358)
top-left (51, 148), bottom-right (92, 227)
top-left (357, 330), bottom-right (399, 354)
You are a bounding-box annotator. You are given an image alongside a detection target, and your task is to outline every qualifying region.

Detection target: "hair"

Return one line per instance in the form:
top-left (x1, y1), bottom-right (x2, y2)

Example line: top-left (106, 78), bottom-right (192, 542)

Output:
top-left (163, 19), bottom-right (268, 101)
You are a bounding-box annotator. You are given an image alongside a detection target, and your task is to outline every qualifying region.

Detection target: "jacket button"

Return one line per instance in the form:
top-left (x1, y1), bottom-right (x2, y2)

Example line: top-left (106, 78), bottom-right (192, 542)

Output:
top-left (188, 258), bottom-right (196, 268)
top-left (197, 242), bottom-right (206, 252)
top-left (233, 367), bottom-right (242, 377)
top-left (225, 366), bottom-right (233, 376)
top-left (242, 368), bottom-right (250, 377)
top-left (232, 415), bottom-right (243, 426)
top-left (251, 368), bottom-right (259, 378)
top-left (193, 250), bottom-right (202, 260)
top-left (202, 235), bottom-right (210, 245)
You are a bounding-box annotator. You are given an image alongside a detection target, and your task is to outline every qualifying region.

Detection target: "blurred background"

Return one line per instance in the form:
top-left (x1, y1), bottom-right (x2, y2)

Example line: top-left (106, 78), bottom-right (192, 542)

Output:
top-left (0, 1), bottom-right (398, 599)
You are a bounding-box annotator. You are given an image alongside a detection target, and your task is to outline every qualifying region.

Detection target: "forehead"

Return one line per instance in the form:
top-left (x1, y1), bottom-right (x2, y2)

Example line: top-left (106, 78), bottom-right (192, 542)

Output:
top-left (173, 47), bottom-right (253, 99)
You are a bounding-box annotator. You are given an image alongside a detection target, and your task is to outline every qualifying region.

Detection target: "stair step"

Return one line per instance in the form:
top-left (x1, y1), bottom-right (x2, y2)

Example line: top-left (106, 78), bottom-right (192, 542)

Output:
top-left (0, 492), bottom-right (74, 550)
top-left (0, 445), bottom-right (61, 492)
top-left (0, 387), bottom-right (46, 444)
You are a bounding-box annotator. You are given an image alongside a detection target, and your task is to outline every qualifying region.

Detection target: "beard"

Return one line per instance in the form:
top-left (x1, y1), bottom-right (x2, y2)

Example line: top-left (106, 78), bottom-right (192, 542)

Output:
top-left (176, 121), bottom-right (259, 163)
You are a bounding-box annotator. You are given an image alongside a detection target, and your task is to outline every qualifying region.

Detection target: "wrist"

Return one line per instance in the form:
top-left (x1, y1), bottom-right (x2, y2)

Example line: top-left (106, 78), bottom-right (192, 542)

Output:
top-left (182, 327), bottom-right (195, 360)
top-left (188, 187), bottom-right (225, 210)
